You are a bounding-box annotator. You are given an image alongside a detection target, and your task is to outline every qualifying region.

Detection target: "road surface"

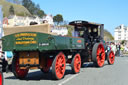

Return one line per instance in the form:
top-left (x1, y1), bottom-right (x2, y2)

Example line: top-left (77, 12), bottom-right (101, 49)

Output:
top-left (3, 56), bottom-right (128, 85)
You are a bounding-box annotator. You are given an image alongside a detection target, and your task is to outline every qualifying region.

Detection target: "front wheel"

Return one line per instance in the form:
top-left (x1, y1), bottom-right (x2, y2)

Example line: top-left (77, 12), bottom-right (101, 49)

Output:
top-left (52, 52), bottom-right (66, 80)
top-left (12, 56), bottom-right (29, 79)
top-left (107, 51), bottom-right (115, 65)
top-left (92, 43), bottom-right (105, 67)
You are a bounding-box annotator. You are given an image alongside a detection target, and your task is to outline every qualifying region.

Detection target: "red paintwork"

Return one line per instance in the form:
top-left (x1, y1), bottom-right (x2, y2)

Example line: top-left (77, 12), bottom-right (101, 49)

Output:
top-left (47, 58), bottom-right (53, 67)
top-left (55, 52), bottom-right (66, 79)
top-left (15, 58), bottom-right (28, 78)
top-left (96, 44), bottom-right (105, 67)
top-left (77, 40), bottom-right (82, 43)
top-left (0, 72), bottom-right (2, 85)
top-left (108, 51), bottom-right (115, 64)
top-left (74, 54), bottom-right (81, 73)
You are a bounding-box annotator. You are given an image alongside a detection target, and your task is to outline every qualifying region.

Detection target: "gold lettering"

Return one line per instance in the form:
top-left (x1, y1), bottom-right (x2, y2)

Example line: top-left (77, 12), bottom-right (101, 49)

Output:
top-left (15, 33), bottom-right (37, 37)
top-left (16, 41), bottom-right (37, 45)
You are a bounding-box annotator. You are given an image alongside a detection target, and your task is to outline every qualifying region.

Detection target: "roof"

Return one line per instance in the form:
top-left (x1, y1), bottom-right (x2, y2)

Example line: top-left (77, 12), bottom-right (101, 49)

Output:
top-left (69, 20), bottom-right (103, 27)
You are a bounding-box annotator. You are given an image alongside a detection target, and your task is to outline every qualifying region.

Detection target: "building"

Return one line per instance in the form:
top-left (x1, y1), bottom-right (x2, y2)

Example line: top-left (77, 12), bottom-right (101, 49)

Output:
top-left (114, 24), bottom-right (128, 41)
top-left (51, 26), bottom-right (68, 36)
top-left (3, 15), bottom-right (54, 27)
top-left (42, 15), bottom-right (54, 25)
top-left (3, 15), bottom-right (44, 27)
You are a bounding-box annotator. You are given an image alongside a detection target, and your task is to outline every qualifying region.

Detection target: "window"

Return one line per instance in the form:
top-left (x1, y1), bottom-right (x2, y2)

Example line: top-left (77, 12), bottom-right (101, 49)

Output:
top-left (118, 37), bottom-right (121, 40)
top-left (118, 31), bottom-right (121, 33)
top-left (118, 34), bottom-right (121, 36)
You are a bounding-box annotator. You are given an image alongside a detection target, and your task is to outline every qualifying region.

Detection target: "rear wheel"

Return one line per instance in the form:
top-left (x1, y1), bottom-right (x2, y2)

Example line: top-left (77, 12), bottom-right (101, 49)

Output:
top-left (71, 53), bottom-right (81, 74)
top-left (107, 51), bottom-right (115, 65)
top-left (92, 43), bottom-right (105, 67)
top-left (12, 56), bottom-right (29, 79)
top-left (0, 71), bottom-right (3, 85)
top-left (52, 52), bottom-right (66, 80)
top-left (41, 67), bottom-right (50, 73)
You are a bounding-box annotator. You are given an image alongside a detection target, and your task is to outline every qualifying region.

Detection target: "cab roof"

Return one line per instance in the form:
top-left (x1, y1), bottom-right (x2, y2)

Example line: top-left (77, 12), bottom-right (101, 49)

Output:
top-left (69, 20), bottom-right (103, 28)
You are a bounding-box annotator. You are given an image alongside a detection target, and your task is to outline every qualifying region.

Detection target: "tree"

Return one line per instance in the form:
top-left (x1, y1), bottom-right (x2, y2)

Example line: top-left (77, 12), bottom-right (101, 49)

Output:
top-left (9, 5), bottom-right (15, 15)
top-left (121, 40), bottom-right (126, 45)
top-left (22, 0), bottom-right (45, 17)
top-left (22, 0), bottom-right (34, 14)
top-left (53, 14), bottom-right (63, 25)
top-left (37, 10), bottom-right (45, 18)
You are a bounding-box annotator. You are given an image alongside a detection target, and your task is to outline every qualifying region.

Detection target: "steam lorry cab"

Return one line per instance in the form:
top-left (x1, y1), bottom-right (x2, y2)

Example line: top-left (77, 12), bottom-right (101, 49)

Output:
top-left (69, 20), bottom-right (115, 66)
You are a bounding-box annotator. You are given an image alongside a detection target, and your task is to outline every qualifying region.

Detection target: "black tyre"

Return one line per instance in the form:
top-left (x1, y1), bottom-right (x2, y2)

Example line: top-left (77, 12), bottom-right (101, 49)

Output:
top-left (71, 53), bottom-right (81, 74)
top-left (92, 43), bottom-right (105, 67)
top-left (81, 61), bottom-right (84, 68)
top-left (52, 52), bottom-right (66, 80)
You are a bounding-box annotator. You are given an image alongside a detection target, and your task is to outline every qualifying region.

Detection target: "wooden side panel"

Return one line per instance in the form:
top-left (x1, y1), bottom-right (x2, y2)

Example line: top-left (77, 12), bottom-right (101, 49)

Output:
top-left (19, 51), bottom-right (39, 65)
top-left (3, 24), bottom-right (57, 36)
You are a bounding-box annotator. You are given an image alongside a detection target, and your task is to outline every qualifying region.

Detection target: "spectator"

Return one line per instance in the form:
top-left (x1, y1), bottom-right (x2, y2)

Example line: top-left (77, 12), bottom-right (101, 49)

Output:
top-left (120, 44), bottom-right (124, 56)
top-left (111, 42), bottom-right (116, 55)
top-left (124, 45), bottom-right (128, 53)
top-left (116, 43), bottom-right (121, 56)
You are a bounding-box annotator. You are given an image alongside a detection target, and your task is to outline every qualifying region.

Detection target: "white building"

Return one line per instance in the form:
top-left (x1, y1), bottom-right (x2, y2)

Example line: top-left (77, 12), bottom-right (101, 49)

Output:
top-left (51, 26), bottom-right (68, 36)
top-left (3, 14), bottom-right (54, 27)
top-left (114, 24), bottom-right (128, 41)
top-left (3, 15), bottom-right (43, 27)
top-left (42, 15), bottom-right (54, 25)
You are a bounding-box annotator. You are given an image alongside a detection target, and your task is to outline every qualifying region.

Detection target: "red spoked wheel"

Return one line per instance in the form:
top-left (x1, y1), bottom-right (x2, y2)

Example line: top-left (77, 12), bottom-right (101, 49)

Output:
top-left (71, 53), bottom-right (81, 74)
top-left (12, 57), bottom-right (29, 79)
top-left (92, 43), bottom-right (105, 67)
top-left (52, 52), bottom-right (66, 80)
top-left (107, 51), bottom-right (115, 65)
top-left (0, 71), bottom-right (3, 85)
top-left (41, 67), bottom-right (50, 73)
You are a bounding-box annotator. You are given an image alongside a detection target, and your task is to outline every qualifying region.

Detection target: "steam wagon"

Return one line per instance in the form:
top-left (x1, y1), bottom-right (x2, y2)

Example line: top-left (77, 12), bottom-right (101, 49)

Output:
top-left (2, 20), bottom-right (115, 80)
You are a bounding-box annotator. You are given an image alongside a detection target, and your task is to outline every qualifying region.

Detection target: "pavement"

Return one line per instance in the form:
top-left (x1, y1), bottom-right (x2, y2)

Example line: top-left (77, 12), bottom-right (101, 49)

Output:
top-left (3, 56), bottom-right (128, 85)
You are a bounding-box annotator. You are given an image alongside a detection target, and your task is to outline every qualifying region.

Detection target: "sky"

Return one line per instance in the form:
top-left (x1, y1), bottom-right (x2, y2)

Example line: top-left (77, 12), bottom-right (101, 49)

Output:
top-left (32, 0), bottom-right (128, 36)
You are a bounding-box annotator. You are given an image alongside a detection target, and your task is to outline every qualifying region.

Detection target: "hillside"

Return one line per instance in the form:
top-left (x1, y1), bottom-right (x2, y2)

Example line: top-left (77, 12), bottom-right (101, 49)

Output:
top-left (104, 29), bottom-right (114, 41)
top-left (0, 0), bottom-right (31, 17)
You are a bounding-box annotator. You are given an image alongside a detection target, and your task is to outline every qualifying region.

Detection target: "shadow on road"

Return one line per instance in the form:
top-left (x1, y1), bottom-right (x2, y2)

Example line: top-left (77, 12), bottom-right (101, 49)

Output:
top-left (5, 69), bottom-right (74, 81)
top-left (81, 63), bottom-right (109, 68)
top-left (5, 63), bottom-right (109, 81)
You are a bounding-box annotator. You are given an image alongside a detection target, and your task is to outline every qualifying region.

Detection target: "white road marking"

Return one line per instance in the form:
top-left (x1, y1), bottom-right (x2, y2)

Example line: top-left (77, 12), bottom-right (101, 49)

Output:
top-left (58, 74), bottom-right (79, 85)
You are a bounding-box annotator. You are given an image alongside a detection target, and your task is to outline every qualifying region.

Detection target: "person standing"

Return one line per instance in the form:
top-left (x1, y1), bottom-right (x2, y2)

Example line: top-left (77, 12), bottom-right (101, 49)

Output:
top-left (120, 44), bottom-right (124, 56)
top-left (111, 42), bottom-right (116, 55)
top-left (116, 43), bottom-right (121, 56)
